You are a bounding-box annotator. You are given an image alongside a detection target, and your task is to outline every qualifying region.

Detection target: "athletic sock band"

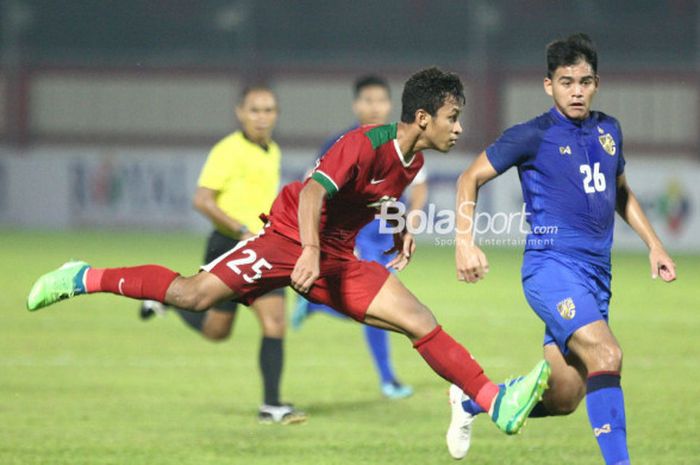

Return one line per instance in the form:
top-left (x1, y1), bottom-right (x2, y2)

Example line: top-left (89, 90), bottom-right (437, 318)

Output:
top-left (586, 371), bottom-right (629, 464)
top-left (412, 325), bottom-right (442, 349)
top-left (587, 372), bottom-right (621, 394)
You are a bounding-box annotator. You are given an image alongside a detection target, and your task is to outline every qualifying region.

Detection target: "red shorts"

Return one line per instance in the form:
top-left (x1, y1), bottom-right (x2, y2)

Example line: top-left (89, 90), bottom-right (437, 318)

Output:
top-left (201, 226), bottom-right (390, 321)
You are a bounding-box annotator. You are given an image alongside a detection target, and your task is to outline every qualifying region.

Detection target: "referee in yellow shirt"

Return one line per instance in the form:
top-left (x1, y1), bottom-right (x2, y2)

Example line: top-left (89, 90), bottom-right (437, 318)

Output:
top-left (141, 85), bottom-right (306, 424)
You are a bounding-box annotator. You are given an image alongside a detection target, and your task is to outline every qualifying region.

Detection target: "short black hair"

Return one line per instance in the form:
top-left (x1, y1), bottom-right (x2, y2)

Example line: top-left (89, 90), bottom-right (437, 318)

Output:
top-left (238, 84), bottom-right (275, 105)
top-left (400, 67), bottom-right (465, 123)
top-left (354, 75), bottom-right (390, 99)
top-left (546, 33), bottom-right (598, 78)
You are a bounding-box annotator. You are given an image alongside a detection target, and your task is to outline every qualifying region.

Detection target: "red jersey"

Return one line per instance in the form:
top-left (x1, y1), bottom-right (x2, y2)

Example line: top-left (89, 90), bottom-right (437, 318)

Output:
top-left (268, 123), bottom-right (424, 257)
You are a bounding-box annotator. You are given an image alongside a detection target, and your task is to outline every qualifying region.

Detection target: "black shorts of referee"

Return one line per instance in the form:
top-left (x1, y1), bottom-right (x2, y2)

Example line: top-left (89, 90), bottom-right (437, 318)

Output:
top-left (204, 230), bottom-right (285, 312)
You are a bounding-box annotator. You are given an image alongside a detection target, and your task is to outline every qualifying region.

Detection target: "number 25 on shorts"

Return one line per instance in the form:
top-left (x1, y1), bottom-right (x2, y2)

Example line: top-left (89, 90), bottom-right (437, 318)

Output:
top-left (226, 249), bottom-right (273, 283)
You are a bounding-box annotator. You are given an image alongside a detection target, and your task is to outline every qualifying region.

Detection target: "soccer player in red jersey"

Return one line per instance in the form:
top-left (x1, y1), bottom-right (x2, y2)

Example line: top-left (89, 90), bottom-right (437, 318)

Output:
top-left (27, 68), bottom-right (551, 436)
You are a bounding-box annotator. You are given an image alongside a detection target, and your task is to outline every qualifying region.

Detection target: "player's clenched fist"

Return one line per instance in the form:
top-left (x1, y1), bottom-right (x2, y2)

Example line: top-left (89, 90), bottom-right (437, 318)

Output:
top-left (291, 245), bottom-right (321, 293)
top-left (385, 232), bottom-right (416, 271)
top-left (456, 242), bottom-right (489, 283)
top-left (649, 245), bottom-right (676, 282)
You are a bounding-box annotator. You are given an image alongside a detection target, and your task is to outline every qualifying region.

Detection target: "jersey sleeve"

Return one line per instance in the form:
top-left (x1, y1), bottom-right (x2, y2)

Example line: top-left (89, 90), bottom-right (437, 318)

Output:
top-left (614, 119), bottom-right (626, 176)
top-left (311, 132), bottom-right (368, 197)
top-left (198, 140), bottom-right (236, 191)
top-left (317, 132), bottom-right (343, 160)
top-left (485, 123), bottom-right (539, 174)
top-left (411, 166), bottom-right (428, 185)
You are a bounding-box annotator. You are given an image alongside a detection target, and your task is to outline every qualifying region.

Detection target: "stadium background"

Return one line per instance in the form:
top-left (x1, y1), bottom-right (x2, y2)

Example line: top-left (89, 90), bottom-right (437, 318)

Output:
top-left (1, 1), bottom-right (698, 464)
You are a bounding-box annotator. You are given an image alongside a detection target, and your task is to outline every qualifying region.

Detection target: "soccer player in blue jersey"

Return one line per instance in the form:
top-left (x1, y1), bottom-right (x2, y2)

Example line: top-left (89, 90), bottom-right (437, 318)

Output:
top-left (292, 75), bottom-right (428, 399)
top-left (446, 34), bottom-right (676, 464)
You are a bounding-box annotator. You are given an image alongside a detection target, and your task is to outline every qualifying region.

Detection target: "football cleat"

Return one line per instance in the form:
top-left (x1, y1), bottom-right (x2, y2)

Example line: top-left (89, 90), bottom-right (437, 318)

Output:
top-left (139, 300), bottom-right (168, 320)
top-left (381, 381), bottom-right (414, 400)
top-left (446, 384), bottom-right (475, 460)
top-left (27, 261), bottom-right (90, 311)
top-left (258, 404), bottom-right (308, 425)
top-left (490, 360), bottom-right (550, 435)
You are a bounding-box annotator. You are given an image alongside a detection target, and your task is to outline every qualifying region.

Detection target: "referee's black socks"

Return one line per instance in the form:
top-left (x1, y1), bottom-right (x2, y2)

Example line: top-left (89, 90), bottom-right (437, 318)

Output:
top-left (260, 337), bottom-right (284, 406)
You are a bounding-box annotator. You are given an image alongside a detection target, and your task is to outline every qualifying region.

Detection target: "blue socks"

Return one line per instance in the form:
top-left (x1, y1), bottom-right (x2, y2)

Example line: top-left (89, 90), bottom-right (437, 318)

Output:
top-left (304, 302), bottom-right (398, 385)
top-left (462, 397), bottom-right (484, 415)
top-left (364, 325), bottom-right (395, 384)
top-left (461, 371), bottom-right (630, 465)
top-left (586, 372), bottom-right (630, 465)
top-left (462, 396), bottom-right (551, 417)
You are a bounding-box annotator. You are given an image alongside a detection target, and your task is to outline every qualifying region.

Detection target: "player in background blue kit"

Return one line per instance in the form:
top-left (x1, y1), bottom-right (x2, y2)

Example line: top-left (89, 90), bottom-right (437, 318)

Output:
top-left (292, 76), bottom-right (428, 399)
top-left (446, 34), bottom-right (676, 464)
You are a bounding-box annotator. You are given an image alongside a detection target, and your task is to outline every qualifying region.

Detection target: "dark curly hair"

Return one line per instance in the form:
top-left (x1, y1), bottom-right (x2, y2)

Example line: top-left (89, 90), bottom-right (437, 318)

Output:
top-left (546, 33), bottom-right (598, 78)
top-left (400, 67), bottom-right (465, 123)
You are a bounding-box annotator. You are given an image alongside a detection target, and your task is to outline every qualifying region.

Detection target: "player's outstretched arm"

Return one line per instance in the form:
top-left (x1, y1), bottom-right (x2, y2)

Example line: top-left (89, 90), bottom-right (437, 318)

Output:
top-left (616, 174), bottom-right (676, 282)
top-left (192, 187), bottom-right (253, 239)
top-left (291, 179), bottom-right (326, 293)
top-left (455, 152), bottom-right (499, 283)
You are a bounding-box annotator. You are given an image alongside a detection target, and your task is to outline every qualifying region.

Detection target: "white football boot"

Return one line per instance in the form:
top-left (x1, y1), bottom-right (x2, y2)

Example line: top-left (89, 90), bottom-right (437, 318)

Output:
top-left (446, 384), bottom-right (476, 460)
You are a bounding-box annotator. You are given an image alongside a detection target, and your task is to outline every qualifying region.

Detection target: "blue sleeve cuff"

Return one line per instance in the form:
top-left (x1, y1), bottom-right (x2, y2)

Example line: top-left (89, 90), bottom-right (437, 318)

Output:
top-left (485, 146), bottom-right (508, 174)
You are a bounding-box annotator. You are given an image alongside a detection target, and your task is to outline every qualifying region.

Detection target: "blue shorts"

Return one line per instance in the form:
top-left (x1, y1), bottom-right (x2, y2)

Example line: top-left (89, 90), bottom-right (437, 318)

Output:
top-left (355, 218), bottom-right (395, 267)
top-left (521, 250), bottom-right (612, 355)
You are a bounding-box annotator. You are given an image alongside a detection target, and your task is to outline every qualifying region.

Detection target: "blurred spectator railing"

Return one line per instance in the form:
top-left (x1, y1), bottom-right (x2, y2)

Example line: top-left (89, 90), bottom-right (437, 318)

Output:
top-left (0, 66), bottom-right (698, 158)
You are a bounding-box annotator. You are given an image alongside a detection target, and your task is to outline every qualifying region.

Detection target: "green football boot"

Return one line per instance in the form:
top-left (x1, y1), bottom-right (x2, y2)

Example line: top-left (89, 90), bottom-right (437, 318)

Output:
top-left (490, 360), bottom-right (551, 435)
top-left (26, 261), bottom-right (90, 311)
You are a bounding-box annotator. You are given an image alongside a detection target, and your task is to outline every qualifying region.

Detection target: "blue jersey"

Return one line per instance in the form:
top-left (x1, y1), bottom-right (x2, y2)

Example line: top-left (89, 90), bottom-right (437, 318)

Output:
top-left (486, 107), bottom-right (626, 267)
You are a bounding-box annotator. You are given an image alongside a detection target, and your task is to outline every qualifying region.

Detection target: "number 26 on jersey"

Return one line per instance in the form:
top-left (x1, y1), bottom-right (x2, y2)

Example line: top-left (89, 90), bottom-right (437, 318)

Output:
top-left (579, 162), bottom-right (606, 193)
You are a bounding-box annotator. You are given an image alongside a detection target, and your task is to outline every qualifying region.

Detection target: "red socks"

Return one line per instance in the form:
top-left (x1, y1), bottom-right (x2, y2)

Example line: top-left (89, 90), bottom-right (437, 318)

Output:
top-left (85, 265), bottom-right (179, 302)
top-left (414, 325), bottom-right (499, 412)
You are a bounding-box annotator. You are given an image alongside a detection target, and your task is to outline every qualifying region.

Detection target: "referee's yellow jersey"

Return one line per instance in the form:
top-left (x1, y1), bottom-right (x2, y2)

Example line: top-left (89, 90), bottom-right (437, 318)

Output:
top-left (197, 131), bottom-right (281, 235)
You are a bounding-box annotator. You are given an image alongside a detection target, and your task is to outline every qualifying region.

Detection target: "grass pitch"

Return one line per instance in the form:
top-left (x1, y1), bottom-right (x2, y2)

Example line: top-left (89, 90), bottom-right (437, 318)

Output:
top-left (1, 229), bottom-right (698, 465)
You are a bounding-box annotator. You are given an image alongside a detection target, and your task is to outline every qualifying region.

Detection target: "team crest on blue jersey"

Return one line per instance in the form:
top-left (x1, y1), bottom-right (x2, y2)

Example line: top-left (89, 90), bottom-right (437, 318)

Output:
top-left (556, 297), bottom-right (576, 320)
top-left (559, 145), bottom-right (572, 155)
top-left (598, 133), bottom-right (616, 156)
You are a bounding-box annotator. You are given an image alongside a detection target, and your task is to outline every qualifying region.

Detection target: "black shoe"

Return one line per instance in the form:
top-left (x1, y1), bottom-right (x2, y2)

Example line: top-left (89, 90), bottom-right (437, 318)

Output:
top-left (258, 404), bottom-right (308, 425)
top-left (139, 300), bottom-right (168, 320)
